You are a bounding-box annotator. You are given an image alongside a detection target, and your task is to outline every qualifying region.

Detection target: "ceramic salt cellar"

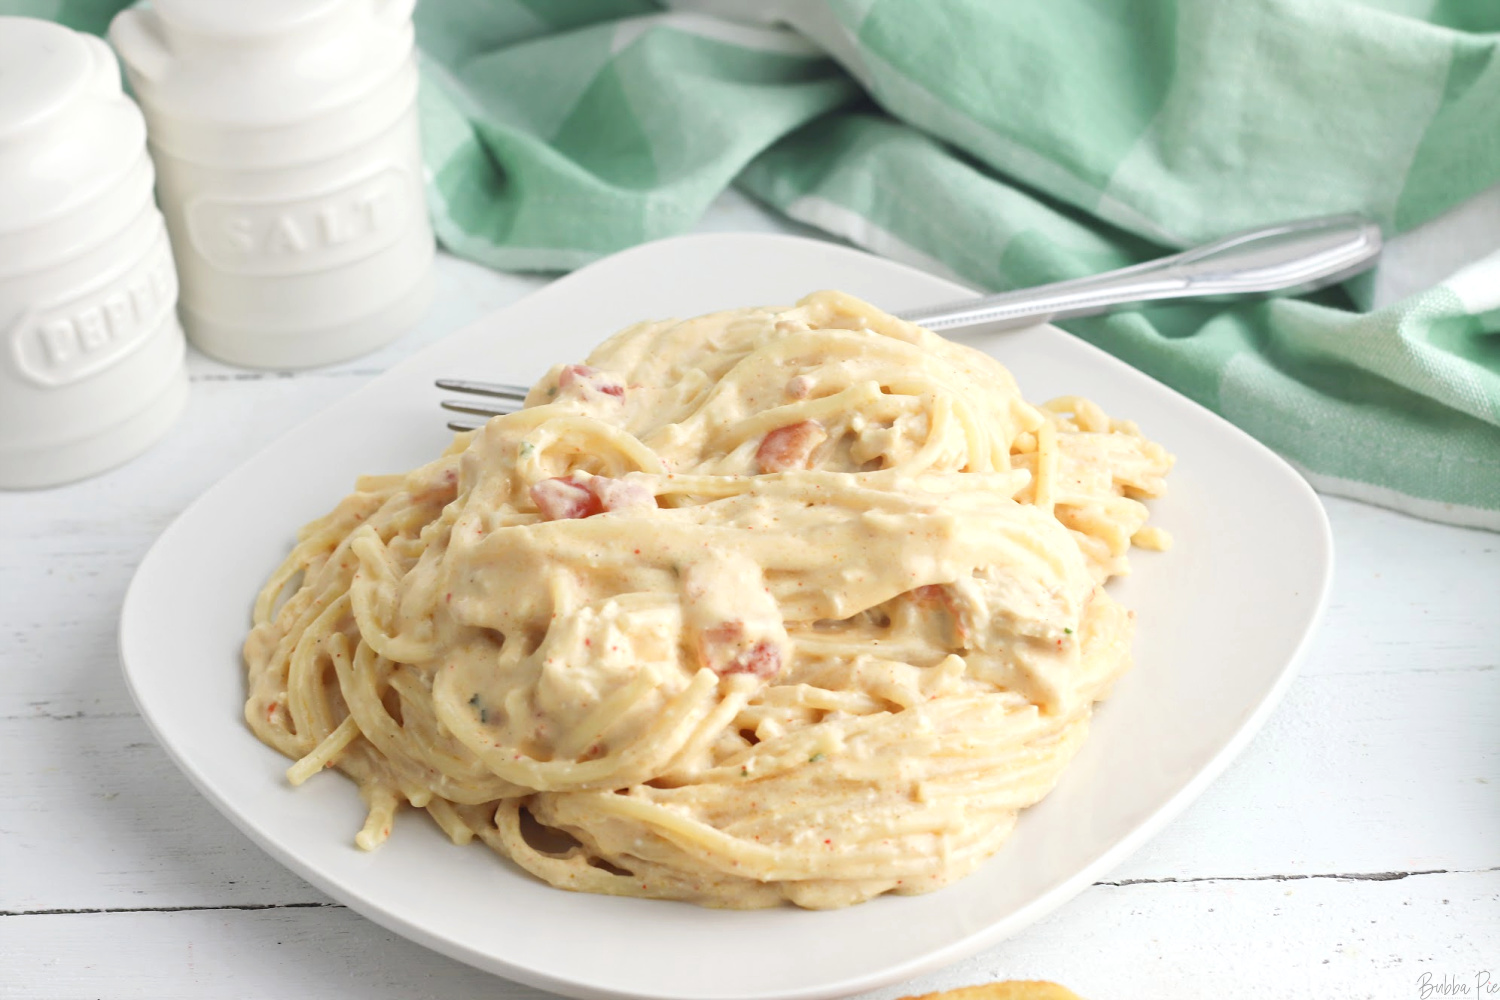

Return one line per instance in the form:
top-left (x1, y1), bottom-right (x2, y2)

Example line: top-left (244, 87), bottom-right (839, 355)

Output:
top-left (110, 0), bottom-right (435, 369)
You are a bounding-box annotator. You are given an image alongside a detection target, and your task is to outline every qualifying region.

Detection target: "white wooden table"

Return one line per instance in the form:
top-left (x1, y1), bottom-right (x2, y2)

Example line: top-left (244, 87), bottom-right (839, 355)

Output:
top-left (3, 194), bottom-right (1497, 1000)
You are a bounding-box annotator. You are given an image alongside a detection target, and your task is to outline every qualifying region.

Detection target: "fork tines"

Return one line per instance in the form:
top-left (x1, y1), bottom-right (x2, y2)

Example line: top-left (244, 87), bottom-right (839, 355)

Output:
top-left (436, 378), bottom-right (532, 432)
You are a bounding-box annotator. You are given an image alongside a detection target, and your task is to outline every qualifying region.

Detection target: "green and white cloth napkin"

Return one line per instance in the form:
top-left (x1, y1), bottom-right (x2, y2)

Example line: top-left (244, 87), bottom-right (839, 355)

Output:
top-left (18, 0), bottom-right (1500, 528)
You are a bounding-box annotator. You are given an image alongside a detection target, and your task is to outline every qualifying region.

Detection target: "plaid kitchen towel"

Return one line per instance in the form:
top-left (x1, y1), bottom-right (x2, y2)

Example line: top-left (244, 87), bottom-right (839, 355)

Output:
top-left (17, 0), bottom-right (1500, 528)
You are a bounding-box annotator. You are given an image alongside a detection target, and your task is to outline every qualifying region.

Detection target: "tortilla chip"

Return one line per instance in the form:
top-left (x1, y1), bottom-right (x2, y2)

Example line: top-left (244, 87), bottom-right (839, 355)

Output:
top-left (898, 982), bottom-right (1085, 1000)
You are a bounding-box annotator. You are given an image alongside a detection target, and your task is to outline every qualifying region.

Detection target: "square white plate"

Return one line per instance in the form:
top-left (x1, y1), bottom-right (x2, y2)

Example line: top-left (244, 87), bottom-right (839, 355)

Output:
top-left (120, 233), bottom-right (1332, 1000)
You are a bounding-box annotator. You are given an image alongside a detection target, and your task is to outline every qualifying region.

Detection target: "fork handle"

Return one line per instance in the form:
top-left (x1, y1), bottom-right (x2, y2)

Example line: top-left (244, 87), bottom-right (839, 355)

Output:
top-left (902, 214), bottom-right (1382, 333)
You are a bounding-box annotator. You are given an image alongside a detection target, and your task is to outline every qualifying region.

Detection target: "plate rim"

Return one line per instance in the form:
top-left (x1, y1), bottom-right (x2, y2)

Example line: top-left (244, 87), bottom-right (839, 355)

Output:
top-left (119, 230), bottom-right (1334, 1000)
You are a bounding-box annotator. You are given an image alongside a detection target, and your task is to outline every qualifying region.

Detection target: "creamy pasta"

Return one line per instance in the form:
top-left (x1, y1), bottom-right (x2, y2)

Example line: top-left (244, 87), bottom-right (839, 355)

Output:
top-left (244, 290), bottom-right (1173, 909)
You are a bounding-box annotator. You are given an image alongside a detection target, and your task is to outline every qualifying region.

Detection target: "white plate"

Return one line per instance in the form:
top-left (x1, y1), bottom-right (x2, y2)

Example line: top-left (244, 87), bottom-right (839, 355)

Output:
top-left (120, 233), bottom-right (1332, 1000)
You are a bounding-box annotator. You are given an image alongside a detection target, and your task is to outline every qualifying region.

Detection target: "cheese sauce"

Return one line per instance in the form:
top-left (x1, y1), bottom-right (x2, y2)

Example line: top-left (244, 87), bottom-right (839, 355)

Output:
top-left (244, 290), bottom-right (1173, 909)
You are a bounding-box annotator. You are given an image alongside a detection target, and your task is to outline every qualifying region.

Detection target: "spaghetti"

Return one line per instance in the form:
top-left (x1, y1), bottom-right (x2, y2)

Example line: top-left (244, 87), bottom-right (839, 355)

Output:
top-left (244, 290), bottom-right (1173, 909)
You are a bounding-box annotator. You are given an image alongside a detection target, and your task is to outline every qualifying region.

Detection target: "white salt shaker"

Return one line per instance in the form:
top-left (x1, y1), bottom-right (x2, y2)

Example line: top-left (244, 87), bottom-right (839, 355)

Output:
top-left (110, 0), bottom-right (435, 369)
top-left (0, 17), bottom-right (188, 489)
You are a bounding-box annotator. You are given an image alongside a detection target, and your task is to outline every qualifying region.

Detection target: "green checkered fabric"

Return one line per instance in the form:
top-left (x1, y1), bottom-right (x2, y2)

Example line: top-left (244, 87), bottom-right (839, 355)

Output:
top-left (16, 0), bottom-right (1500, 527)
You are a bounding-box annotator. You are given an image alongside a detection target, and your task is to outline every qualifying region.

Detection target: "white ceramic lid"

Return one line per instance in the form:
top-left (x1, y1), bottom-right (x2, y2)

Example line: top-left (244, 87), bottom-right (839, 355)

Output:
top-left (0, 17), bottom-right (93, 141)
top-left (0, 17), bottom-right (144, 235)
top-left (111, 0), bottom-right (416, 129)
top-left (151, 0), bottom-right (350, 39)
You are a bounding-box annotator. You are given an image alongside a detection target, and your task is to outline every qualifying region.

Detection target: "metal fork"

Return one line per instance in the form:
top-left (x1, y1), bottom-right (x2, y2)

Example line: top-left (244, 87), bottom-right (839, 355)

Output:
top-left (438, 379), bottom-right (532, 432)
top-left (438, 214), bottom-right (1380, 432)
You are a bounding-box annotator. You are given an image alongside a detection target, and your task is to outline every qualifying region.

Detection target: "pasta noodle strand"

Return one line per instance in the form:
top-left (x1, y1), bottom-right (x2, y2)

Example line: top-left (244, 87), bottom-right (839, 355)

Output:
top-left (243, 291), bottom-right (1173, 909)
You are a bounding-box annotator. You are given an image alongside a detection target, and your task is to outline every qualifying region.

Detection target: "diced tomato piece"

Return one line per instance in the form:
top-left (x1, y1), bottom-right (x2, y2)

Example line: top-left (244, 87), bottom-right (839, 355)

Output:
top-left (559, 364), bottom-right (625, 398)
top-left (532, 475), bottom-right (653, 519)
top-left (584, 475), bottom-right (654, 513)
top-left (698, 622), bottom-right (783, 679)
top-left (724, 641), bottom-right (782, 678)
top-left (756, 420), bottom-right (828, 473)
top-left (531, 477), bottom-right (602, 520)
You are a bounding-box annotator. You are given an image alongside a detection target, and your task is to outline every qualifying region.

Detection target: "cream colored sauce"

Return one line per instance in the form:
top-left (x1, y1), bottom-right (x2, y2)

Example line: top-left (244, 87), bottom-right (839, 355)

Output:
top-left (244, 290), bottom-right (1173, 909)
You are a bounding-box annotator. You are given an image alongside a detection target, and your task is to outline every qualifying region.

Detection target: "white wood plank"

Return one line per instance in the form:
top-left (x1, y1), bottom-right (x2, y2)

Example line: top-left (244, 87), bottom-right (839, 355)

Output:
top-left (0, 710), bottom-right (315, 912)
top-left (3, 662), bottom-right (1494, 914)
top-left (1108, 663), bottom-right (1500, 881)
top-left (864, 869), bottom-right (1500, 1000)
top-left (1305, 496), bottom-right (1500, 679)
top-left (3, 870), bottom-right (1494, 999)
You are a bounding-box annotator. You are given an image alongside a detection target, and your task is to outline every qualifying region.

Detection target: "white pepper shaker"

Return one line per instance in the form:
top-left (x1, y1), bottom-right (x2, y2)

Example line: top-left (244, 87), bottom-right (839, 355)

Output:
top-left (110, 0), bottom-right (435, 369)
top-left (0, 17), bottom-right (188, 489)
